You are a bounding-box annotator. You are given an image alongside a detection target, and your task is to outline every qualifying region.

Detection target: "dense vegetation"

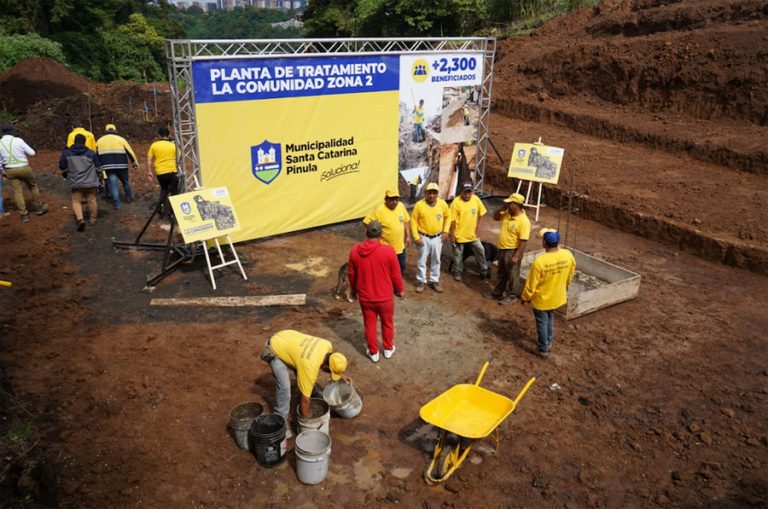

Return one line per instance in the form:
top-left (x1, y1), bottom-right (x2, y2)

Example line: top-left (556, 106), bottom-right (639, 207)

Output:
top-left (0, 0), bottom-right (300, 81)
top-left (0, 0), bottom-right (595, 82)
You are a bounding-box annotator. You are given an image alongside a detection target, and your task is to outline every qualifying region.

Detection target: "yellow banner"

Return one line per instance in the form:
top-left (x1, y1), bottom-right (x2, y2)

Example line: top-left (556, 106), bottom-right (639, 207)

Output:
top-left (169, 187), bottom-right (240, 243)
top-left (196, 91), bottom-right (398, 242)
top-left (507, 143), bottom-right (565, 184)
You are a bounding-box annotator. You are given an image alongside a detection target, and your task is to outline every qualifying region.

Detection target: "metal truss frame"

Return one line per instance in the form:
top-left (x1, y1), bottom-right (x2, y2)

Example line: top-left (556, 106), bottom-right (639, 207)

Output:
top-left (165, 37), bottom-right (496, 193)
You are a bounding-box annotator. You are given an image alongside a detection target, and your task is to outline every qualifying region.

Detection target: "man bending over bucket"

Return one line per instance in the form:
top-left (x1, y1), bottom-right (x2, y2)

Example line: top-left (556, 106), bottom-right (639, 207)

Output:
top-left (260, 330), bottom-right (349, 423)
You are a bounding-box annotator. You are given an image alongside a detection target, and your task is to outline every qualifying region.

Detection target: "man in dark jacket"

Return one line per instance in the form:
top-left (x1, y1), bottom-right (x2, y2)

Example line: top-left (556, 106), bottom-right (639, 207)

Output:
top-left (59, 134), bottom-right (101, 231)
top-left (348, 221), bottom-right (404, 363)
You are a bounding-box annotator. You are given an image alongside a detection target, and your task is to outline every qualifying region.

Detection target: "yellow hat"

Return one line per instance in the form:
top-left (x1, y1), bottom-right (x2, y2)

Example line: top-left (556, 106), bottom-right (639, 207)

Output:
top-left (329, 352), bottom-right (347, 381)
top-left (385, 188), bottom-right (400, 198)
top-left (503, 193), bottom-right (525, 204)
top-left (539, 227), bottom-right (557, 238)
top-left (105, 123), bottom-right (117, 132)
top-left (425, 182), bottom-right (439, 192)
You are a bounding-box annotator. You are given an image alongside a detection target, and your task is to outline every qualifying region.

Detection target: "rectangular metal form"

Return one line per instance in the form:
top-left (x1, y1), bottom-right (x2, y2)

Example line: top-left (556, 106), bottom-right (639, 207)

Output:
top-left (521, 247), bottom-right (641, 319)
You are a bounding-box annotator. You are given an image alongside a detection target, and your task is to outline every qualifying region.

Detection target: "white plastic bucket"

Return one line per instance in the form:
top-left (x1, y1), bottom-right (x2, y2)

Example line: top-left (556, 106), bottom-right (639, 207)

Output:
top-left (295, 430), bottom-right (332, 485)
top-left (296, 398), bottom-right (331, 435)
top-left (322, 381), bottom-right (363, 419)
top-left (229, 402), bottom-right (264, 450)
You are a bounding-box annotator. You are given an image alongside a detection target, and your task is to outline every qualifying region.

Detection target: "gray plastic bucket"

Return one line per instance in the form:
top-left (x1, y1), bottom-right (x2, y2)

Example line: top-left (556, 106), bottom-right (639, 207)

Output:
top-left (295, 430), bottom-right (332, 485)
top-left (249, 414), bottom-right (287, 468)
top-left (229, 402), bottom-right (264, 450)
top-left (322, 381), bottom-right (363, 419)
top-left (297, 398), bottom-right (330, 435)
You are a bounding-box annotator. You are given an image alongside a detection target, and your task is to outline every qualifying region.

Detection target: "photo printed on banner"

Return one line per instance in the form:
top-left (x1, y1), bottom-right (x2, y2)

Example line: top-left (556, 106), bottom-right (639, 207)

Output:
top-left (397, 54), bottom-right (484, 204)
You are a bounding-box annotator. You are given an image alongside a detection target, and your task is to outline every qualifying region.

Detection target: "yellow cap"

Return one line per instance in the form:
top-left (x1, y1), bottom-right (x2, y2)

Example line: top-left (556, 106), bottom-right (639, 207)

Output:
top-left (503, 193), bottom-right (525, 204)
top-left (425, 182), bottom-right (439, 192)
top-left (329, 352), bottom-right (347, 381)
top-left (105, 124), bottom-right (117, 132)
top-left (539, 227), bottom-right (557, 238)
top-left (385, 188), bottom-right (400, 198)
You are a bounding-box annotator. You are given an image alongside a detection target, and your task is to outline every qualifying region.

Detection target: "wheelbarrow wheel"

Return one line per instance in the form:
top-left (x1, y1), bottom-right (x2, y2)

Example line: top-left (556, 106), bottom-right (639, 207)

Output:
top-left (433, 444), bottom-right (453, 480)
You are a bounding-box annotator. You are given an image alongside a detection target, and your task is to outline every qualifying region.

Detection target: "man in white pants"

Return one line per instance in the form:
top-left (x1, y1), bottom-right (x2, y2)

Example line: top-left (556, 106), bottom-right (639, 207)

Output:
top-left (410, 182), bottom-right (451, 293)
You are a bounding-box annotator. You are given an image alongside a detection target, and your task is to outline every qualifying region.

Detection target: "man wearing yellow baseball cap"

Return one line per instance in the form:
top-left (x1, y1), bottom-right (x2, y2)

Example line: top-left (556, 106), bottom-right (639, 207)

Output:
top-left (490, 193), bottom-right (531, 304)
top-left (260, 330), bottom-right (349, 424)
top-left (521, 228), bottom-right (576, 356)
top-left (411, 182), bottom-right (451, 293)
top-left (95, 123), bottom-right (139, 209)
top-left (362, 188), bottom-right (412, 274)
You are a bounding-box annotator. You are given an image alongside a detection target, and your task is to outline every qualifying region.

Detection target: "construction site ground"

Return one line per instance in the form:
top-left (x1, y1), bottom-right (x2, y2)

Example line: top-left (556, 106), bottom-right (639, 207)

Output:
top-left (2, 0), bottom-right (768, 505)
top-left (1, 141), bottom-right (766, 507)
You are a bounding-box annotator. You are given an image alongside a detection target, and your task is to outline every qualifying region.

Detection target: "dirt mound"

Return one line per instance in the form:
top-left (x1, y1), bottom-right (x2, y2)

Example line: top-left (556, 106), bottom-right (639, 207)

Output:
top-left (0, 58), bottom-right (173, 149)
top-left (0, 57), bottom-right (96, 113)
top-left (494, 0), bottom-right (768, 125)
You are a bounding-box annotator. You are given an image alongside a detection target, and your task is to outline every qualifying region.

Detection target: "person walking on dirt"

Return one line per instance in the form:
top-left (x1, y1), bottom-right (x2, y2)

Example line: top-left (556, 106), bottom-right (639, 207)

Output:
top-left (96, 124), bottom-right (138, 209)
top-left (259, 330), bottom-right (348, 425)
top-left (0, 125), bottom-right (48, 223)
top-left (66, 120), bottom-right (96, 151)
top-left (348, 221), bottom-right (404, 363)
top-left (411, 182), bottom-right (451, 293)
top-left (463, 102), bottom-right (470, 126)
top-left (521, 229), bottom-right (575, 356)
top-left (362, 189), bottom-right (411, 274)
top-left (449, 182), bottom-right (489, 282)
top-left (412, 99), bottom-right (426, 143)
top-left (489, 193), bottom-right (530, 304)
top-left (146, 127), bottom-right (178, 218)
top-left (59, 133), bottom-right (101, 231)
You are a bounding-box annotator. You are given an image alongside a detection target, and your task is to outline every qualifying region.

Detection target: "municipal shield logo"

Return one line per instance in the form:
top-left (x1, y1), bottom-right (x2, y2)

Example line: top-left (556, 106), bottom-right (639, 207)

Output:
top-left (181, 202), bottom-right (192, 215)
top-left (251, 140), bottom-right (282, 185)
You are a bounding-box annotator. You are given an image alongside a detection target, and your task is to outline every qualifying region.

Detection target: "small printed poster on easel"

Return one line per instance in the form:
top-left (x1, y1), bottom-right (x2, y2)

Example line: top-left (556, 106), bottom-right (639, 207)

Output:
top-left (507, 142), bottom-right (564, 184)
top-left (169, 187), bottom-right (247, 290)
top-left (507, 140), bottom-right (565, 222)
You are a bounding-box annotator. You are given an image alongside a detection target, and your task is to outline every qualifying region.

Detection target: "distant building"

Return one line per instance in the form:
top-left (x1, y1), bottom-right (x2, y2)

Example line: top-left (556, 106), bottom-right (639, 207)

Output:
top-left (168, 0), bottom-right (305, 10)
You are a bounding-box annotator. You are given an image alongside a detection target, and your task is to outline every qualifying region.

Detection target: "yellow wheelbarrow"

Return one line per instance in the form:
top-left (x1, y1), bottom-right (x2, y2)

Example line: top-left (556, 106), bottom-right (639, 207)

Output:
top-left (419, 358), bottom-right (537, 484)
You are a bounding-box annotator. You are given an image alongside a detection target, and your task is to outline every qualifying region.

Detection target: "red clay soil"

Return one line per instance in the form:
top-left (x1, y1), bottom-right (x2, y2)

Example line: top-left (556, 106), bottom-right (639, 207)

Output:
top-left (1, 0), bottom-right (768, 506)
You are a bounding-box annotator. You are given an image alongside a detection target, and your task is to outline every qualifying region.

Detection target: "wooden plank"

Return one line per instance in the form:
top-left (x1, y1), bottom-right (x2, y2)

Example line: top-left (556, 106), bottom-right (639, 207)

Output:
top-left (150, 294), bottom-right (307, 307)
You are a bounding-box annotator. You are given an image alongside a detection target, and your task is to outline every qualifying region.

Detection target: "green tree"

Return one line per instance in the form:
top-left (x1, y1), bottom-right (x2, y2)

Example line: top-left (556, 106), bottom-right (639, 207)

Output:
top-left (0, 33), bottom-right (67, 74)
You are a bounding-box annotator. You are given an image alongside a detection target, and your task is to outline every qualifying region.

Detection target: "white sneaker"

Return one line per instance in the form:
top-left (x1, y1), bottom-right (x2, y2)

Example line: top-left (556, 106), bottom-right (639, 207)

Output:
top-left (366, 350), bottom-right (380, 363)
top-left (383, 345), bottom-right (396, 359)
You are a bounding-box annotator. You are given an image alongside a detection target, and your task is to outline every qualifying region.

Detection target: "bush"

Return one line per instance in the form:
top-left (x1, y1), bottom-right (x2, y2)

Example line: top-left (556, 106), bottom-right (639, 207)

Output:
top-left (0, 33), bottom-right (67, 74)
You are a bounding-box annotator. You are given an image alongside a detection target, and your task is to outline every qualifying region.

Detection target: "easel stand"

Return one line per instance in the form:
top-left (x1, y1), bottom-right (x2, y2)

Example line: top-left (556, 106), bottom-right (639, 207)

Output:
top-left (515, 179), bottom-right (544, 222)
top-left (112, 190), bottom-right (201, 289)
top-left (201, 234), bottom-right (247, 290)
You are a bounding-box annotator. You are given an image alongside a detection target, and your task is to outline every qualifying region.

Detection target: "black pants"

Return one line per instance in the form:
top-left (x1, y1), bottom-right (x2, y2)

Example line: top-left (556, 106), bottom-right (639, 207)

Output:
top-left (156, 173), bottom-right (179, 217)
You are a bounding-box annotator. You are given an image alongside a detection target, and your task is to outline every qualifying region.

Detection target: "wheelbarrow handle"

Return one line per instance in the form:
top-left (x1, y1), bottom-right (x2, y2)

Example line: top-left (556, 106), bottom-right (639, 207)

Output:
top-left (512, 375), bottom-right (539, 406)
top-left (474, 358), bottom-right (492, 386)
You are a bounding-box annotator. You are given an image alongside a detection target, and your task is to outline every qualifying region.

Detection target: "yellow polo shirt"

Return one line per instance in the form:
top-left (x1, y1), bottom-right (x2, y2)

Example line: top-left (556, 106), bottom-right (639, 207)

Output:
top-left (148, 139), bottom-right (177, 175)
top-left (521, 248), bottom-right (576, 310)
top-left (269, 330), bottom-right (333, 398)
top-left (450, 195), bottom-right (487, 243)
top-left (498, 210), bottom-right (531, 249)
top-left (363, 202), bottom-right (410, 254)
top-left (411, 199), bottom-right (451, 240)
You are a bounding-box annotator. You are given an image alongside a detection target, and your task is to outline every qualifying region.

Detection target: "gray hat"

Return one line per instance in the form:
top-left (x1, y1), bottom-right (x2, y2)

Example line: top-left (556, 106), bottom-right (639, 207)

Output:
top-left (366, 220), bottom-right (383, 237)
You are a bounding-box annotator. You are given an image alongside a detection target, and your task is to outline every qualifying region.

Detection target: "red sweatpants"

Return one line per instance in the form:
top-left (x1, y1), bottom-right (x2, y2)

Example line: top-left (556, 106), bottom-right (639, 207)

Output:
top-left (359, 299), bottom-right (395, 354)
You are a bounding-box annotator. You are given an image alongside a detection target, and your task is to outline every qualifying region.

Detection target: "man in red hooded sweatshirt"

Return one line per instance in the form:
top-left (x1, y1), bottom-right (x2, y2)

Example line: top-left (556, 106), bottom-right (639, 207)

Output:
top-left (348, 220), bottom-right (404, 363)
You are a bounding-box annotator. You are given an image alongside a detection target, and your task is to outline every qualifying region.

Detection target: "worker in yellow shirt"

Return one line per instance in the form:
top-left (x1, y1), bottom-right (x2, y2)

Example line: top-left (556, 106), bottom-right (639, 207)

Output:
top-left (147, 127), bottom-right (178, 218)
top-left (411, 182), bottom-right (451, 293)
top-left (412, 99), bottom-right (426, 143)
top-left (490, 193), bottom-right (531, 304)
top-left (449, 182), bottom-right (489, 281)
top-left (260, 330), bottom-right (349, 427)
top-left (521, 229), bottom-right (576, 356)
top-left (66, 120), bottom-right (96, 151)
top-left (363, 188), bottom-right (411, 274)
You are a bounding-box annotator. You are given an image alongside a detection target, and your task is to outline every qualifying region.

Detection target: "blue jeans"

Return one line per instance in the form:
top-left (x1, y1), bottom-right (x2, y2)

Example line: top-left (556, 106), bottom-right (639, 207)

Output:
top-left (269, 357), bottom-right (291, 418)
top-left (413, 124), bottom-right (426, 143)
top-left (106, 169), bottom-right (133, 208)
top-left (397, 249), bottom-right (406, 275)
top-left (533, 309), bottom-right (555, 352)
top-left (0, 176), bottom-right (4, 213)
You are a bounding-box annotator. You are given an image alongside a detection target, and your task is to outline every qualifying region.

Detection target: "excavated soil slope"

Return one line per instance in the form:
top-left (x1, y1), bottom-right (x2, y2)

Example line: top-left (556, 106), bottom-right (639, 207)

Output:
top-left (489, 0), bottom-right (768, 274)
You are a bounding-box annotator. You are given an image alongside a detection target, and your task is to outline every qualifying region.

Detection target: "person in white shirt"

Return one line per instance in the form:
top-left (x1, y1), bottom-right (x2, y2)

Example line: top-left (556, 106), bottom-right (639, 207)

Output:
top-left (0, 125), bottom-right (48, 222)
